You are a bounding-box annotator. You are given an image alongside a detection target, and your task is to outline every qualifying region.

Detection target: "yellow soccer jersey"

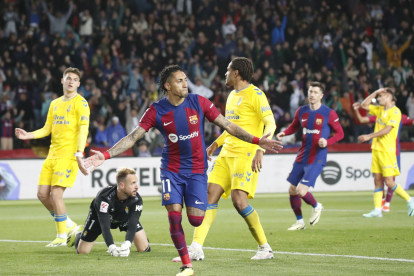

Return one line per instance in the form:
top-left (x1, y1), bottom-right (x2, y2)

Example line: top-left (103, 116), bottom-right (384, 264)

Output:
top-left (369, 105), bottom-right (401, 153)
top-left (45, 94), bottom-right (90, 160)
top-left (220, 84), bottom-right (273, 158)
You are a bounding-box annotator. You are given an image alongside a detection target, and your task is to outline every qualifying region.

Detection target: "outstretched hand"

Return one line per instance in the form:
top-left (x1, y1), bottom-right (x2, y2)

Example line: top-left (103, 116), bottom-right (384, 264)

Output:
top-left (15, 128), bottom-right (33, 140)
top-left (84, 150), bottom-right (106, 172)
top-left (258, 133), bottom-right (283, 153)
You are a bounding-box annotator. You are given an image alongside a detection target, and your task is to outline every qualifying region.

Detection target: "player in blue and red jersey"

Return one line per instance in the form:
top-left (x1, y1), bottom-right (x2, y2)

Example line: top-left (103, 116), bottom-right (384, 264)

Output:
top-left (84, 65), bottom-right (282, 276)
top-left (353, 102), bottom-right (414, 212)
top-left (277, 82), bottom-right (344, 231)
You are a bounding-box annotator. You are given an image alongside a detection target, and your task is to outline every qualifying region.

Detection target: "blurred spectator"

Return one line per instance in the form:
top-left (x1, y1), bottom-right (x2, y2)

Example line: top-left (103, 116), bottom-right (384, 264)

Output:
top-left (1, 111), bottom-right (14, 150)
top-left (382, 34), bottom-right (412, 68)
top-left (137, 140), bottom-right (151, 157)
top-left (407, 93), bottom-right (414, 119)
top-left (107, 116), bottom-right (126, 147)
top-left (41, 0), bottom-right (74, 35)
top-left (187, 77), bottom-right (214, 100)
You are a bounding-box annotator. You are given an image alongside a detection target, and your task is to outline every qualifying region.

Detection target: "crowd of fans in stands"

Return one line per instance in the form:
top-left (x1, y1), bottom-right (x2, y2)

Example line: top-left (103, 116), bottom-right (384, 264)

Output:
top-left (1, 0), bottom-right (414, 154)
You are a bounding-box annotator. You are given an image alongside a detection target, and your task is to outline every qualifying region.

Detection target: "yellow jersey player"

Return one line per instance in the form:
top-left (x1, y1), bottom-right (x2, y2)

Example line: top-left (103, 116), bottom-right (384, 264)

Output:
top-left (358, 88), bottom-right (414, 217)
top-left (173, 57), bottom-right (278, 262)
top-left (15, 67), bottom-right (90, 246)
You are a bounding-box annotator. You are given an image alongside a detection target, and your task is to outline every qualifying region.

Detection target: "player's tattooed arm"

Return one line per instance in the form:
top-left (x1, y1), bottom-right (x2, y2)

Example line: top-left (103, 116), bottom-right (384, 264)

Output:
top-left (108, 126), bottom-right (147, 157)
top-left (213, 114), bottom-right (254, 143)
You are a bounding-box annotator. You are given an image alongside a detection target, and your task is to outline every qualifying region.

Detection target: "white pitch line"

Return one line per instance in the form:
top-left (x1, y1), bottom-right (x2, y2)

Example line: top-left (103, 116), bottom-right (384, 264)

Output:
top-left (0, 239), bottom-right (413, 263)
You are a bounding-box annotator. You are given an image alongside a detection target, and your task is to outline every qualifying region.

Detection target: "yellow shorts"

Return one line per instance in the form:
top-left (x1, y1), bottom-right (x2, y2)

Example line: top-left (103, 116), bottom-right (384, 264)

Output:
top-left (38, 158), bottom-right (79, 188)
top-left (208, 156), bottom-right (258, 199)
top-left (371, 150), bottom-right (400, 177)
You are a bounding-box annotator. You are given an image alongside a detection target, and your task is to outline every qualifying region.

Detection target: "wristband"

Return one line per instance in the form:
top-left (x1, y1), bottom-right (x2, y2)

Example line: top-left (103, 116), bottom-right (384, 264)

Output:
top-left (74, 152), bottom-right (83, 157)
top-left (252, 137), bottom-right (260, 145)
top-left (103, 152), bottom-right (111, 160)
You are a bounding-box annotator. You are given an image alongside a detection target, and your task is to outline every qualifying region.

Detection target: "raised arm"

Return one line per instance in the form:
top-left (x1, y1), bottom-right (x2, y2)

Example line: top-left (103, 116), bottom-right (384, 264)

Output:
top-left (361, 88), bottom-right (384, 110)
top-left (212, 114), bottom-right (282, 152)
top-left (352, 102), bottom-right (370, 124)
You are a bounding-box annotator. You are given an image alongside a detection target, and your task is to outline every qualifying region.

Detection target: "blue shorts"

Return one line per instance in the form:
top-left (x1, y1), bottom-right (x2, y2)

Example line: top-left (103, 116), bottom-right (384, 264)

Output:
top-left (286, 162), bottom-right (324, 188)
top-left (160, 169), bottom-right (208, 211)
top-left (397, 154), bottom-right (401, 171)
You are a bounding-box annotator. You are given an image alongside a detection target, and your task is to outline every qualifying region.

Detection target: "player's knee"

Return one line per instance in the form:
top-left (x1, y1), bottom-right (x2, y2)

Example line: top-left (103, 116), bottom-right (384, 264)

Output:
top-left (37, 192), bottom-right (47, 202)
top-left (296, 188), bottom-right (307, 197)
top-left (188, 214), bottom-right (204, 227)
top-left (288, 185), bottom-right (297, 195)
top-left (232, 198), bottom-right (247, 212)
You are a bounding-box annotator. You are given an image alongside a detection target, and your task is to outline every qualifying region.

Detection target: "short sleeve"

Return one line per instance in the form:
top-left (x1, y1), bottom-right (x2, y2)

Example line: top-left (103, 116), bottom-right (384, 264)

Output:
top-left (386, 108), bottom-right (401, 128)
top-left (139, 105), bottom-right (157, 131)
top-left (198, 95), bottom-right (220, 122)
top-left (251, 88), bottom-right (272, 119)
top-left (77, 99), bottom-right (90, 126)
top-left (368, 116), bottom-right (376, 123)
top-left (401, 114), bottom-right (414, 126)
top-left (368, 105), bottom-right (382, 117)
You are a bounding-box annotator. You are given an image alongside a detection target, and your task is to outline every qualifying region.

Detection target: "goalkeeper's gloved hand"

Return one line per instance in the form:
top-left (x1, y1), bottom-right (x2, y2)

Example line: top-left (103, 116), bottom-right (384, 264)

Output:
top-left (117, 240), bottom-right (131, 257)
top-left (107, 244), bottom-right (119, 257)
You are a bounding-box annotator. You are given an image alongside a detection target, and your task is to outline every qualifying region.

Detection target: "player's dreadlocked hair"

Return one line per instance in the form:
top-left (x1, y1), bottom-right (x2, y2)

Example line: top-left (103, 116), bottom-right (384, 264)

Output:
top-left (230, 57), bottom-right (254, 82)
top-left (158, 65), bottom-right (183, 95)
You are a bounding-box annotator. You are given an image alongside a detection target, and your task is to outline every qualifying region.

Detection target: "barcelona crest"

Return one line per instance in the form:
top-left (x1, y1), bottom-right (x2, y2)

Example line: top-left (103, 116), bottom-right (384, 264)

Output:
top-left (316, 118), bottom-right (322, 125)
top-left (164, 193), bottom-right (170, 201)
top-left (189, 115), bottom-right (198, 124)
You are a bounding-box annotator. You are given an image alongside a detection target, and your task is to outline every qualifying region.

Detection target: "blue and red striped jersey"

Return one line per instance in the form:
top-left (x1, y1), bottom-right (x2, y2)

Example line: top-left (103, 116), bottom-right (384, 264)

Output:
top-left (284, 105), bottom-right (344, 165)
top-left (139, 94), bottom-right (220, 174)
top-left (368, 114), bottom-right (413, 156)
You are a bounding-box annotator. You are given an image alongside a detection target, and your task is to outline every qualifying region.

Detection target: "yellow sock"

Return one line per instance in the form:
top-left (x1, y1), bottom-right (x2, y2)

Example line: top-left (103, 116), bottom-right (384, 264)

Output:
top-left (374, 188), bottom-right (383, 209)
top-left (55, 213), bottom-right (67, 238)
top-left (239, 204), bottom-right (267, 246)
top-left (392, 184), bottom-right (411, 201)
top-left (193, 204), bottom-right (217, 246)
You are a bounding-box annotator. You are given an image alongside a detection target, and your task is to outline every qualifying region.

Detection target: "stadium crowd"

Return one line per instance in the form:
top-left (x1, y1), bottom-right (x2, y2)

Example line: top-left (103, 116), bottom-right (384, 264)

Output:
top-left (1, 0), bottom-right (414, 154)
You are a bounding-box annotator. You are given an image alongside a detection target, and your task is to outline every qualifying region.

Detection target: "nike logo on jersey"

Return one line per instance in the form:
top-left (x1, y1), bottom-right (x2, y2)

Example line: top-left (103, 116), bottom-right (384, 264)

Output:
top-left (302, 180), bottom-right (309, 182)
top-left (334, 118), bottom-right (339, 122)
top-left (210, 104), bottom-right (213, 108)
top-left (195, 200), bottom-right (204, 204)
top-left (164, 122), bottom-right (173, 126)
top-left (302, 119), bottom-right (307, 122)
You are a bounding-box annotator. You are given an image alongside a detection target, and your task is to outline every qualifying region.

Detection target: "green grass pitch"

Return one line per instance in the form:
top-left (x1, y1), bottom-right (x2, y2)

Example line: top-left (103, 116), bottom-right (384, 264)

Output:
top-left (1, 191), bottom-right (413, 275)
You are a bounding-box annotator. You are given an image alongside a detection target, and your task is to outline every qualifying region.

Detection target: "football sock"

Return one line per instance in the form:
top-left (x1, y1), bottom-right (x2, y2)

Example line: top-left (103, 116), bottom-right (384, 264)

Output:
top-left (374, 187), bottom-right (383, 209)
top-left (168, 211), bottom-right (191, 267)
top-left (289, 195), bottom-right (303, 220)
top-left (383, 178), bottom-right (394, 203)
top-left (193, 203), bottom-right (217, 246)
top-left (238, 204), bottom-right (267, 246)
top-left (392, 184), bottom-right (411, 202)
top-left (301, 192), bottom-right (318, 208)
top-left (50, 210), bottom-right (55, 217)
top-left (385, 189), bottom-right (394, 204)
top-left (54, 213), bottom-right (67, 239)
top-left (66, 216), bottom-right (74, 228)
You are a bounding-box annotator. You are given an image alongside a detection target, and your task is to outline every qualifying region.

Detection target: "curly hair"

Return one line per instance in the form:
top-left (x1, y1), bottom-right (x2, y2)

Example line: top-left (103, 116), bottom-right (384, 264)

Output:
top-left (230, 57), bottom-right (254, 82)
top-left (158, 65), bottom-right (183, 95)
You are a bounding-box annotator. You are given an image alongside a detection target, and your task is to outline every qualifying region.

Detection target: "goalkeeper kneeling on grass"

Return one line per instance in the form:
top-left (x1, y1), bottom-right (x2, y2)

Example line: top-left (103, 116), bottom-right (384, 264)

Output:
top-left (67, 167), bottom-right (150, 256)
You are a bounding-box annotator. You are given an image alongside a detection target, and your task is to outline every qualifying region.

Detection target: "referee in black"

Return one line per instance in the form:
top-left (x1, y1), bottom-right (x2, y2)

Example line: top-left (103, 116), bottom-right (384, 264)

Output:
top-left (67, 167), bottom-right (150, 256)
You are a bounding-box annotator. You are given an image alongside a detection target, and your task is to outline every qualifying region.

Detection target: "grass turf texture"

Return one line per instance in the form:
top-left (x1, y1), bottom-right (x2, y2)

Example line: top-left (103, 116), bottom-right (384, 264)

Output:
top-left (0, 191), bottom-right (413, 275)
